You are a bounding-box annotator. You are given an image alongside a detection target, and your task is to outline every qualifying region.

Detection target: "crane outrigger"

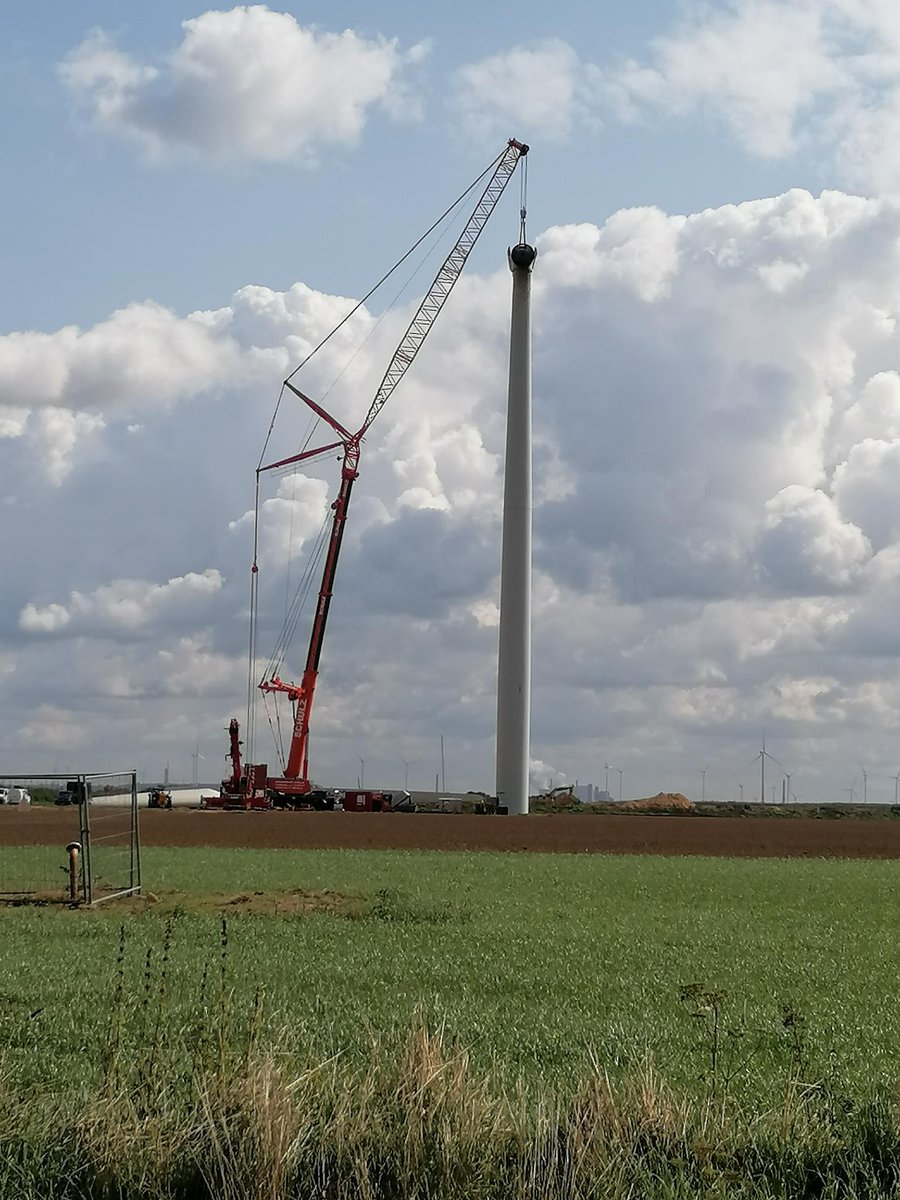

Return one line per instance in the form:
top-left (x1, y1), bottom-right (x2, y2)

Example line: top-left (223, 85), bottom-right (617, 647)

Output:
top-left (208, 139), bottom-right (528, 810)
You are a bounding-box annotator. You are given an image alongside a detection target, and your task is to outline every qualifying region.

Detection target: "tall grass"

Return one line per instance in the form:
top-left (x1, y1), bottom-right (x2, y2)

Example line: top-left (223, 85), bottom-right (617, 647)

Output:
top-left (3, 919), bottom-right (900, 1198)
top-left (5, 1019), bottom-right (900, 1198)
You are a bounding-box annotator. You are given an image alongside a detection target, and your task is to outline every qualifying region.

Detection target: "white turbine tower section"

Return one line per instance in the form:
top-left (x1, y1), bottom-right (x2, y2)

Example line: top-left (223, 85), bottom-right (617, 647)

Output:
top-left (496, 239), bottom-right (536, 815)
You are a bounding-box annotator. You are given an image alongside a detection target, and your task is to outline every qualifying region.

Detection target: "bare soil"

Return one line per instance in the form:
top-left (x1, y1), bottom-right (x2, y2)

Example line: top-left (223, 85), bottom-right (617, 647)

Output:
top-left (118, 887), bottom-right (361, 917)
top-left (4, 807), bottom-right (900, 858)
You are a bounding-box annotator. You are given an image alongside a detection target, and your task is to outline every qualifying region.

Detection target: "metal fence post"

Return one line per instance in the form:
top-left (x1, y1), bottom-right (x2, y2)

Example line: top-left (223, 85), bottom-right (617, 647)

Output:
top-left (79, 773), bottom-right (93, 905)
top-left (131, 770), bottom-right (142, 894)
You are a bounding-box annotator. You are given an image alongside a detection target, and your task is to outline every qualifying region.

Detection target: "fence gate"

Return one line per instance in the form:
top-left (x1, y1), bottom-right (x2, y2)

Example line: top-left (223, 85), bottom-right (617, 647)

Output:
top-left (0, 771), bottom-right (141, 904)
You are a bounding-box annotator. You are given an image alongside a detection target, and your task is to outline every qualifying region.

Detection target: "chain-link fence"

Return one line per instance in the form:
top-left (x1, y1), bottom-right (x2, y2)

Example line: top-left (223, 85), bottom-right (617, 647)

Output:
top-left (0, 771), bottom-right (140, 904)
top-left (83, 772), bottom-right (141, 903)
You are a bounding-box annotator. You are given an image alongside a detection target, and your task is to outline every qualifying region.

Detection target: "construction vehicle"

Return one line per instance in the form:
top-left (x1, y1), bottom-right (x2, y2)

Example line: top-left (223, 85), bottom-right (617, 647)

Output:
top-left (147, 787), bottom-right (173, 810)
top-left (272, 788), bottom-right (336, 811)
top-left (211, 139), bottom-right (529, 810)
top-left (535, 785), bottom-right (576, 809)
top-left (0, 786), bottom-right (28, 805)
top-left (201, 719), bottom-right (269, 809)
top-left (202, 718), bottom-right (336, 810)
top-left (342, 790), bottom-right (395, 812)
top-left (54, 780), bottom-right (91, 806)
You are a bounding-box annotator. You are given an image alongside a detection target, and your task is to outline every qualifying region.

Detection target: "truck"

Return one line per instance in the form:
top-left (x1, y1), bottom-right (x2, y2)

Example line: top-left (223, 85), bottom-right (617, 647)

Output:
top-left (341, 790), bottom-right (395, 813)
top-left (55, 780), bottom-right (91, 806)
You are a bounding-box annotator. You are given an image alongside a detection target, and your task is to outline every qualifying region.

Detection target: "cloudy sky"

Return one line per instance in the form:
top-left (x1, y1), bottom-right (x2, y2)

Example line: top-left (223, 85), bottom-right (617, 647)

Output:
top-left (6, 0), bottom-right (900, 802)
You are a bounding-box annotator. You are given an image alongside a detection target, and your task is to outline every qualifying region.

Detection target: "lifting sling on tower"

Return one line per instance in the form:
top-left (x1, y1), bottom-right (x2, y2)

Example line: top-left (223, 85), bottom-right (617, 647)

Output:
top-left (211, 139), bottom-right (529, 810)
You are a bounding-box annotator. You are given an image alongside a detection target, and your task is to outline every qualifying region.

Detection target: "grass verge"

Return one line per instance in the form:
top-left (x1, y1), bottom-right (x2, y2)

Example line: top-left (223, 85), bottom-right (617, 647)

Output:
top-left (4, 994), bottom-right (900, 1199)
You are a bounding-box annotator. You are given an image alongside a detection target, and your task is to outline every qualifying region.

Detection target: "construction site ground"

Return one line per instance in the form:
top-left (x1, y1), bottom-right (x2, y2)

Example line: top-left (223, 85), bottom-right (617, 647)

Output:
top-left (5, 807), bottom-right (900, 858)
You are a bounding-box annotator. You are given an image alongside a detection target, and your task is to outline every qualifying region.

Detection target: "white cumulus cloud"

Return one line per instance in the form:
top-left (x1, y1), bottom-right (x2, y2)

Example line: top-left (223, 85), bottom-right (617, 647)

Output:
top-left (450, 39), bottom-right (597, 144)
top-left (230, 474), bottom-right (330, 569)
top-left (758, 485), bottom-right (871, 592)
top-left (607, 0), bottom-right (900, 192)
top-left (451, 3), bottom-right (900, 192)
top-left (60, 6), bottom-right (428, 165)
top-left (20, 569), bottom-right (224, 636)
top-left (0, 301), bottom-right (239, 414)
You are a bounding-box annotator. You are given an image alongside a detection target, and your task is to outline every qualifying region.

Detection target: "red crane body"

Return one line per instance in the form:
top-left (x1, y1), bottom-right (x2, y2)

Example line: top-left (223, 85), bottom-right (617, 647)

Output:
top-left (260, 432), bottom-right (359, 796)
top-left (203, 715), bottom-right (270, 809)
top-left (226, 717), bottom-right (242, 791)
top-left (217, 139), bottom-right (528, 808)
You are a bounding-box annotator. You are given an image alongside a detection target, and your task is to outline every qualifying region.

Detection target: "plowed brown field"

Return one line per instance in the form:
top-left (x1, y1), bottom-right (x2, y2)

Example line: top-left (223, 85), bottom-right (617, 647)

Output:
top-left (3, 807), bottom-right (900, 857)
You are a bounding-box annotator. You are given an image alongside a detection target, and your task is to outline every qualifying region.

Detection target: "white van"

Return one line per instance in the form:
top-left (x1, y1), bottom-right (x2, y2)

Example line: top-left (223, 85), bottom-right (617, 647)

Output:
top-left (0, 786), bottom-right (30, 805)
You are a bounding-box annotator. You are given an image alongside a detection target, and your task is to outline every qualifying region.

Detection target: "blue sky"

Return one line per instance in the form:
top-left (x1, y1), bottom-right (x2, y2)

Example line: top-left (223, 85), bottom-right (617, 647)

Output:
top-left (6, 1), bottom-right (900, 800)
top-left (3, 1), bottom-right (805, 333)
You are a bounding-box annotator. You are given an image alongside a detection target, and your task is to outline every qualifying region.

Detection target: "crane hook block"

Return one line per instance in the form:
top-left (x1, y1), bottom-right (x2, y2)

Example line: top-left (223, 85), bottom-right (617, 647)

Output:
top-left (509, 243), bottom-right (537, 270)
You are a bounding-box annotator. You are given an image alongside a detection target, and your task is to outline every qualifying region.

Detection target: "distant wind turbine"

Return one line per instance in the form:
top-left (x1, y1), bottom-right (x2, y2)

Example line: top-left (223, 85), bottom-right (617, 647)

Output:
top-left (749, 735), bottom-right (781, 804)
top-left (191, 743), bottom-right (205, 787)
top-left (784, 770), bottom-right (794, 805)
top-left (400, 756), bottom-right (416, 791)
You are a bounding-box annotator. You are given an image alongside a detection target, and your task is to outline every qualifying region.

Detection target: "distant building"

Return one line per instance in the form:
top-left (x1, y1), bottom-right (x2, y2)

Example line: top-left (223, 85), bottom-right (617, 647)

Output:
top-left (574, 783), bottom-right (600, 803)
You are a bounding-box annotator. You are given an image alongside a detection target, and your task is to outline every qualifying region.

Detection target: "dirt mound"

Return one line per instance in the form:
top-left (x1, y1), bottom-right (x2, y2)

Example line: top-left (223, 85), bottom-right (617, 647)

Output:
top-left (116, 887), bottom-right (361, 918)
top-left (623, 792), bottom-right (694, 812)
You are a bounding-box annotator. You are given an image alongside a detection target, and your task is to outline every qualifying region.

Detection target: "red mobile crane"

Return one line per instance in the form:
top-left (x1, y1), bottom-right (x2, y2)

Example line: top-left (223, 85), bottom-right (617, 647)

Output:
top-left (209, 139), bottom-right (528, 810)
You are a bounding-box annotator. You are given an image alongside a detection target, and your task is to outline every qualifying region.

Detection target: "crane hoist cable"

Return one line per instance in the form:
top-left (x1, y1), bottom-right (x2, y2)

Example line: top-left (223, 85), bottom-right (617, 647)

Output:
top-left (262, 690), bottom-right (285, 773)
top-left (315, 207), bottom-right (470, 413)
top-left (260, 508), bottom-right (328, 769)
top-left (519, 150), bottom-right (529, 243)
top-left (284, 468), bottom-right (297, 624)
top-left (264, 511), bottom-right (330, 682)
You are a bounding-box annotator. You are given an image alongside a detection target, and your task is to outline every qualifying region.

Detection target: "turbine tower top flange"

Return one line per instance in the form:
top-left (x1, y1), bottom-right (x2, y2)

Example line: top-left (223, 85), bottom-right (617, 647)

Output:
top-left (509, 243), bottom-right (537, 270)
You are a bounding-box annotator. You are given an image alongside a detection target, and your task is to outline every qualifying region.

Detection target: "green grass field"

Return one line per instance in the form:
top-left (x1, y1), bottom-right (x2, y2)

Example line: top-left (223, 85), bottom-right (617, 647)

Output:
top-left (6, 846), bottom-right (900, 1197)
top-left (3, 846), bottom-right (900, 1103)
